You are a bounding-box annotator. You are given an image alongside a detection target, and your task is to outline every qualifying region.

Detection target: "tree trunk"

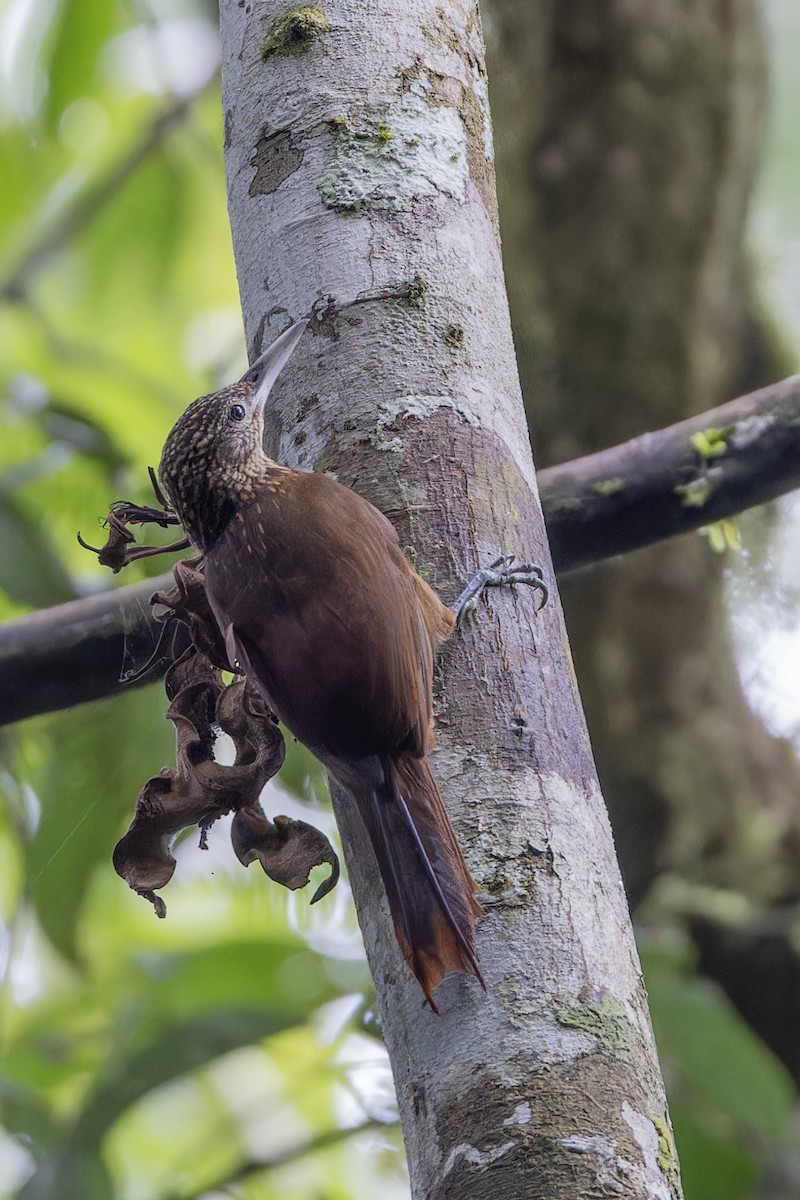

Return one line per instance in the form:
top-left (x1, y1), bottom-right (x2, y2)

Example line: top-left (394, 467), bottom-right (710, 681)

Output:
top-left (487, 0), bottom-right (800, 1075)
top-left (219, 0), bottom-right (681, 1195)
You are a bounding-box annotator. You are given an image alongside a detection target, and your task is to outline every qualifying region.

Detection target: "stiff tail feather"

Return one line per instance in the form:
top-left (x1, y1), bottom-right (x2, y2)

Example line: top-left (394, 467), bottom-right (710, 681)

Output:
top-left (362, 755), bottom-right (485, 1011)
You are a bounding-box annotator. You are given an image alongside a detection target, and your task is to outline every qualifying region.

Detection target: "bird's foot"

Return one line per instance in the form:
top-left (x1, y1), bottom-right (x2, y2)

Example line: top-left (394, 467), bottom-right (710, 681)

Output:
top-left (454, 555), bottom-right (548, 627)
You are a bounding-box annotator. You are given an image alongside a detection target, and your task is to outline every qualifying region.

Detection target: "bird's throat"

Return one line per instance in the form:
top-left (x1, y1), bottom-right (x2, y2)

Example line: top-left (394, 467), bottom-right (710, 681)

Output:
top-left (172, 479), bottom-right (237, 554)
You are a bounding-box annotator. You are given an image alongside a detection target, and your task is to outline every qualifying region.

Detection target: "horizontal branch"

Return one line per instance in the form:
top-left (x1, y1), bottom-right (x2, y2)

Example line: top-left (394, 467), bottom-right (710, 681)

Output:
top-left (541, 371), bottom-right (800, 572)
top-left (2, 372), bottom-right (798, 725)
top-left (0, 576), bottom-right (174, 723)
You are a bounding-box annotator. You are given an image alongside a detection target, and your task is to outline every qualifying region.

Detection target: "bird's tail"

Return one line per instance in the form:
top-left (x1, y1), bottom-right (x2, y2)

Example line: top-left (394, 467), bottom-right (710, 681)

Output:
top-left (359, 754), bottom-right (485, 1010)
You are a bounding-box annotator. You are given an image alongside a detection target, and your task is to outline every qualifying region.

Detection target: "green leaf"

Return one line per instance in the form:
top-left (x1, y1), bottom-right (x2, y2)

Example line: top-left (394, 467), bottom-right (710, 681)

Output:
top-left (668, 1097), bottom-right (757, 1200)
top-left (0, 1078), bottom-right (62, 1156)
top-left (34, 400), bottom-right (128, 473)
top-left (152, 941), bottom-right (334, 1021)
top-left (44, 0), bottom-right (116, 133)
top-left (642, 939), bottom-right (794, 1140)
top-left (698, 519), bottom-right (742, 554)
top-left (24, 687), bottom-right (174, 959)
top-left (17, 1148), bottom-right (113, 1200)
top-left (0, 130), bottom-right (45, 233)
top-left (279, 736), bottom-right (330, 806)
top-left (86, 144), bottom-right (190, 295)
top-left (73, 1008), bottom-right (300, 1145)
top-left (689, 426), bottom-right (732, 460)
top-left (0, 493), bottom-right (76, 607)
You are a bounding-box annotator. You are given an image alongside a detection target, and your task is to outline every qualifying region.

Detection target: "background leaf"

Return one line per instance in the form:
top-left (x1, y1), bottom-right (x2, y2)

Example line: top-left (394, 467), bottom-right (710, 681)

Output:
top-left (44, 0), bottom-right (116, 133)
top-left (0, 494), bottom-right (75, 608)
top-left (642, 936), bottom-right (794, 1194)
top-left (24, 687), bottom-right (174, 959)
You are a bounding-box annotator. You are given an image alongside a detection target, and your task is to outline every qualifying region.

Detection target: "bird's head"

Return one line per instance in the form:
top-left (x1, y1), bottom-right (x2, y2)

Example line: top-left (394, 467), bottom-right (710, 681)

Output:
top-left (158, 318), bottom-right (308, 552)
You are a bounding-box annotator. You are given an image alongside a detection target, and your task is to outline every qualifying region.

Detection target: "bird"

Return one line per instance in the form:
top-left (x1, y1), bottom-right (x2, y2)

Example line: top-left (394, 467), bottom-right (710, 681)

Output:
top-left (158, 318), bottom-right (545, 1008)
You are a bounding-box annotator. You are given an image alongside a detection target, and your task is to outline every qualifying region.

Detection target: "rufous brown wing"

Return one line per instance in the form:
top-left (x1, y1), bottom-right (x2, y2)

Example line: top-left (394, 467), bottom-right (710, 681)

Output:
top-left (158, 319), bottom-right (484, 1009)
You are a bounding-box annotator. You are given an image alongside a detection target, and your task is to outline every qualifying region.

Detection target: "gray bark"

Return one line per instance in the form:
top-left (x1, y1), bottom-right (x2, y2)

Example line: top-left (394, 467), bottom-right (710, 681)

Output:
top-left (218, 0), bottom-right (681, 1196)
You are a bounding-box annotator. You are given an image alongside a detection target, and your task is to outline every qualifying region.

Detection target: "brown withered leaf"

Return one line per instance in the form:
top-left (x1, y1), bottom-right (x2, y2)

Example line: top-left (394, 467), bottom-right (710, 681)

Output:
top-left (152, 558), bottom-right (232, 674)
top-left (114, 650), bottom-right (283, 913)
top-left (114, 644), bottom-right (339, 916)
top-left (77, 515), bottom-right (135, 573)
top-left (78, 490), bottom-right (188, 573)
top-left (231, 808), bottom-right (340, 904)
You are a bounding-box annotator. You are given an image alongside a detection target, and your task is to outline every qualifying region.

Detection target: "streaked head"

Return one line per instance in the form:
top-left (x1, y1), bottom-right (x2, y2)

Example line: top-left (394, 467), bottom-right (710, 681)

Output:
top-left (158, 318), bottom-right (308, 552)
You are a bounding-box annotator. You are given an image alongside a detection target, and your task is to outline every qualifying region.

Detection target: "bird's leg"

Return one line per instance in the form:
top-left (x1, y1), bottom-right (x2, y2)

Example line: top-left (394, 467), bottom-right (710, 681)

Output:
top-left (453, 555), bottom-right (549, 627)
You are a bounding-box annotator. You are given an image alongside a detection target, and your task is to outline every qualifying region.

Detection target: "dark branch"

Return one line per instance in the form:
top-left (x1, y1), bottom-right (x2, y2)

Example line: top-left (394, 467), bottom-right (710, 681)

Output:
top-left (0, 576), bottom-right (176, 723)
top-left (2, 372), bottom-right (799, 725)
top-left (542, 372), bottom-right (800, 572)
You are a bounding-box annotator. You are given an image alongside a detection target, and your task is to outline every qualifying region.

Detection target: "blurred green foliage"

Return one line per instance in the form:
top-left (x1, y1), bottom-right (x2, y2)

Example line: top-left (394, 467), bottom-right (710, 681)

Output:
top-left (0, 0), bottom-right (798, 1198)
top-left (0, 1), bottom-right (400, 1196)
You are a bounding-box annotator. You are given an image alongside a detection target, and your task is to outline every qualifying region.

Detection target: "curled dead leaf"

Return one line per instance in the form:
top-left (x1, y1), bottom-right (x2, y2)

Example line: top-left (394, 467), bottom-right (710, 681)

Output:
top-left (111, 563), bottom-right (339, 918)
top-left (231, 807), bottom-right (339, 903)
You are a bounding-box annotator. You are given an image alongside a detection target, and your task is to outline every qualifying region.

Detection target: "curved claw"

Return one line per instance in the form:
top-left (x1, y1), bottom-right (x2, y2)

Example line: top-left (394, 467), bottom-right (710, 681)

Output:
top-left (454, 553), bottom-right (548, 626)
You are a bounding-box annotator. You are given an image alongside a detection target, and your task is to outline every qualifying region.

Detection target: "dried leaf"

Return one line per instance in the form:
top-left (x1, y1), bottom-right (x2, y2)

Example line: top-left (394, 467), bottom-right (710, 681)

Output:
top-left (110, 556), bottom-right (339, 917)
top-left (231, 807), bottom-right (339, 903)
top-left (152, 559), bottom-right (232, 673)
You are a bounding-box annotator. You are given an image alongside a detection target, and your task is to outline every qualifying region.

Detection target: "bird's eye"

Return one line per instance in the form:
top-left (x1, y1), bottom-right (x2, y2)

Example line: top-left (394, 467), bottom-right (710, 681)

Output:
top-left (229, 403), bottom-right (246, 422)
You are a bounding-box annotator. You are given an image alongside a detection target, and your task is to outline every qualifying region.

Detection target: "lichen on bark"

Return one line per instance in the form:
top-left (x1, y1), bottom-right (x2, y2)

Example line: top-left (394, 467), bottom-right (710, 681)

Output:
top-left (260, 5), bottom-right (332, 59)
